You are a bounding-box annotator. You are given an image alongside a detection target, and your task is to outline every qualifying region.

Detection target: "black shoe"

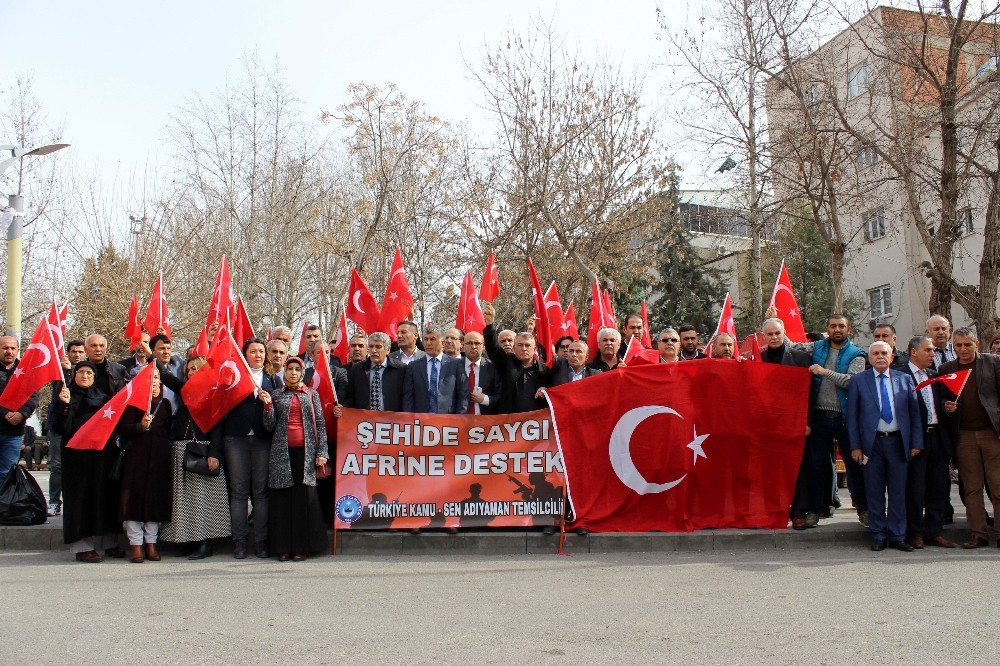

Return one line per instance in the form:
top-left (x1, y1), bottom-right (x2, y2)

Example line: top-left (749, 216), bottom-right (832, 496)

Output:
top-left (871, 539), bottom-right (887, 551)
top-left (233, 540), bottom-right (248, 559)
top-left (188, 540), bottom-right (213, 560)
top-left (255, 542), bottom-right (269, 559)
top-left (889, 540), bottom-right (914, 552)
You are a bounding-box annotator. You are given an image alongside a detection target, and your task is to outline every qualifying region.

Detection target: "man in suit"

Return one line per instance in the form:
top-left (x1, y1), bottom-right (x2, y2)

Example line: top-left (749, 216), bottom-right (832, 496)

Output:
top-left (402, 324), bottom-right (469, 414)
top-left (344, 332), bottom-right (405, 412)
top-left (760, 318), bottom-right (814, 529)
top-left (390, 321), bottom-right (425, 366)
top-left (902, 336), bottom-right (956, 548)
top-left (847, 341), bottom-right (923, 552)
top-left (872, 323), bottom-right (909, 370)
top-left (940, 327), bottom-right (1000, 548)
top-left (927, 315), bottom-right (956, 369)
top-left (462, 331), bottom-right (502, 415)
top-left (550, 341), bottom-right (602, 386)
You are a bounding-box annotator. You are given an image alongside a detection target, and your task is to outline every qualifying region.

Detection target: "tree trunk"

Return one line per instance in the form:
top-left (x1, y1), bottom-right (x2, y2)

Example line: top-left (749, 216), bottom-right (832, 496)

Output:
top-left (977, 138), bottom-right (1000, 340)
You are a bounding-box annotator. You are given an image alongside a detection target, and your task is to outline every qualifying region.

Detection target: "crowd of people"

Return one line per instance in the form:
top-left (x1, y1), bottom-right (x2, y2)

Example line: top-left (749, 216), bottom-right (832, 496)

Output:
top-left (1, 302), bottom-right (999, 561)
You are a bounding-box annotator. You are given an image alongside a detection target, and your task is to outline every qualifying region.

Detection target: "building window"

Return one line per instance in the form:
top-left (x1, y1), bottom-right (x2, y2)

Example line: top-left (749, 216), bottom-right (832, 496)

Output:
top-left (856, 144), bottom-right (879, 167)
top-left (957, 207), bottom-right (973, 236)
top-left (977, 56), bottom-right (998, 79)
top-left (848, 63), bottom-right (871, 99)
top-left (868, 285), bottom-right (893, 320)
top-left (863, 208), bottom-right (886, 241)
top-left (805, 85), bottom-right (822, 106)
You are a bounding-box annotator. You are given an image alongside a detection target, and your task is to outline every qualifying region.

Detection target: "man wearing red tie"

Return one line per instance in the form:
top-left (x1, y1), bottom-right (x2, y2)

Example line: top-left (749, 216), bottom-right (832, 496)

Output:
top-left (462, 332), bottom-right (501, 415)
top-left (847, 341), bottom-right (923, 552)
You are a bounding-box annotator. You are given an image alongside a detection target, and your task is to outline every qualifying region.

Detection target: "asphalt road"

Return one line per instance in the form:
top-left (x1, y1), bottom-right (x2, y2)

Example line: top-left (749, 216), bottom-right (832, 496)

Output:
top-left (2, 547), bottom-right (998, 665)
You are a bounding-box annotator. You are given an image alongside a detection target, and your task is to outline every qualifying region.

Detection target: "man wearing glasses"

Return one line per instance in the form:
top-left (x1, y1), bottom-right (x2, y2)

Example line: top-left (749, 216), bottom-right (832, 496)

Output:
top-left (657, 329), bottom-right (681, 363)
top-left (462, 331), bottom-right (502, 415)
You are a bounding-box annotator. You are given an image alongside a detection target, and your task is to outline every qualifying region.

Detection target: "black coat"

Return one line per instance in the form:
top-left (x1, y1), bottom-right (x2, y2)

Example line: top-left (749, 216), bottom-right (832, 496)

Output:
top-left (483, 324), bottom-right (550, 414)
top-left (344, 358), bottom-right (405, 411)
top-left (0, 359), bottom-right (39, 437)
top-left (117, 399), bottom-right (173, 524)
top-left (549, 359), bottom-right (603, 387)
top-left (901, 365), bottom-right (955, 456)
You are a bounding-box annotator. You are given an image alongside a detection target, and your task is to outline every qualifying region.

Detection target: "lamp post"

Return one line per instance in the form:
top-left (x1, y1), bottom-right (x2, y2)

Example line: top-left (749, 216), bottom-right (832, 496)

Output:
top-left (0, 143), bottom-right (70, 340)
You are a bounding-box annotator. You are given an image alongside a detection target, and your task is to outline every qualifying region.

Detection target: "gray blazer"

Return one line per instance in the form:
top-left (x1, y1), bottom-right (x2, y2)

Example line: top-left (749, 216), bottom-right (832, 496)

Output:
top-left (263, 387), bottom-right (329, 489)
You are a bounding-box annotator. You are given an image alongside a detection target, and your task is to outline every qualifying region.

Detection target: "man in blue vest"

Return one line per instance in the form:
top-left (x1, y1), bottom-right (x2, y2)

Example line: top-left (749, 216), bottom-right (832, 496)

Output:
top-left (791, 314), bottom-right (868, 527)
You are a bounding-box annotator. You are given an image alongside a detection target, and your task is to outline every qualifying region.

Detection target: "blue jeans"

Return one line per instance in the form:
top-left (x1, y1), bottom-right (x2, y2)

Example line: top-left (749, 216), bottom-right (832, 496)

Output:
top-left (223, 435), bottom-right (270, 544)
top-left (0, 433), bottom-right (24, 484)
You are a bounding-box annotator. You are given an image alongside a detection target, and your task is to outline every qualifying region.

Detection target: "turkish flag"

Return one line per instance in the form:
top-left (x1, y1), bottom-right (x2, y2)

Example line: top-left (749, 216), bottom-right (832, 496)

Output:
top-left (622, 336), bottom-right (661, 366)
top-left (378, 247), bottom-right (414, 338)
top-left (640, 300), bottom-right (652, 348)
top-left (45, 302), bottom-right (66, 354)
top-left (296, 321), bottom-right (310, 356)
top-left (0, 316), bottom-right (65, 412)
top-left (543, 281), bottom-right (565, 348)
top-left (769, 261), bottom-right (806, 343)
top-left (456, 270), bottom-right (486, 334)
top-left (206, 254), bottom-right (235, 328)
top-left (346, 268), bottom-right (381, 335)
top-left (601, 289), bottom-right (617, 328)
top-left (309, 343), bottom-right (340, 439)
top-left (542, 360), bottom-right (810, 532)
top-left (331, 310), bottom-right (349, 366)
top-left (192, 325), bottom-right (210, 358)
top-left (65, 364), bottom-right (155, 451)
top-left (232, 296), bottom-right (255, 348)
top-left (914, 369), bottom-right (972, 396)
top-left (181, 325), bottom-right (256, 433)
top-left (586, 279), bottom-right (607, 361)
top-left (739, 333), bottom-right (765, 362)
top-left (706, 293), bottom-right (737, 358)
top-left (143, 273), bottom-right (171, 338)
top-left (125, 294), bottom-right (143, 350)
top-left (562, 302), bottom-right (579, 340)
top-left (479, 250), bottom-right (500, 302)
top-left (527, 259), bottom-right (553, 366)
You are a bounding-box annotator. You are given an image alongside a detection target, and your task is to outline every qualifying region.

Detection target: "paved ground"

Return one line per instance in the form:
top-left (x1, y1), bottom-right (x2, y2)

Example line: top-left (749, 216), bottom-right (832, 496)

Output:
top-left (1, 547), bottom-right (998, 665)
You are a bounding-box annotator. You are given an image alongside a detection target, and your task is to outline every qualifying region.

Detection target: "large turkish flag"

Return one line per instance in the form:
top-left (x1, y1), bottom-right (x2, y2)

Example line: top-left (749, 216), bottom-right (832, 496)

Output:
top-left (542, 360), bottom-right (809, 532)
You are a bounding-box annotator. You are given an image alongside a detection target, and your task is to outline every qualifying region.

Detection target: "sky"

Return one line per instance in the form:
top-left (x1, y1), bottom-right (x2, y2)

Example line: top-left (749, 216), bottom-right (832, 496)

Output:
top-left (3, 0), bottom-right (714, 199)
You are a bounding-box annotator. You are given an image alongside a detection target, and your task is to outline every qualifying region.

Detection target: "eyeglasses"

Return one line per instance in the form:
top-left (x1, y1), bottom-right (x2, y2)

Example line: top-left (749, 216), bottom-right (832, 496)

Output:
top-left (660, 338), bottom-right (679, 343)
top-left (558, 344), bottom-right (571, 350)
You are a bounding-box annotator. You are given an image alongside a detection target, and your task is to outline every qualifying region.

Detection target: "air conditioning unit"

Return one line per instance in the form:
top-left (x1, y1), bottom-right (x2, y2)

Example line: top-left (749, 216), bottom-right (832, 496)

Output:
top-left (717, 246), bottom-right (728, 257)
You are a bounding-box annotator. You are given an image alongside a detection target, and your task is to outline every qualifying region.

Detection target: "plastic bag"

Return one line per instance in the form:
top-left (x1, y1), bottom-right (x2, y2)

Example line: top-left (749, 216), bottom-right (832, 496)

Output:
top-left (0, 465), bottom-right (48, 526)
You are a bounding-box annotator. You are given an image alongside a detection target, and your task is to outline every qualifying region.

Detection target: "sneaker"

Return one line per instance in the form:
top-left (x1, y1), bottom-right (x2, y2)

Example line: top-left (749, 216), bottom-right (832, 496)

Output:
top-left (47, 503), bottom-right (61, 517)
top-left (804, 512), bottom-right (819, 528)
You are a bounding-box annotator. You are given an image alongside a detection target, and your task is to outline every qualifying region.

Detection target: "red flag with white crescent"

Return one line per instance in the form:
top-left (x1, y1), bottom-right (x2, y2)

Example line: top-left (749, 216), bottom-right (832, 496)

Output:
top-left (311, 343), bottom-right (340, 440)
top-left (0, 316), bottom-right (65, 412)
top-left (542, 360), bottom-right (810, 532)
top-left (739, 333), bottom-right (766, 362)
top-left (346, 268), bottom-right (381, 335)
top-left (769, 260), bottom-right (806, 343)
top-left (913, 369), bottom-right (972, 396)
top-left (543, 281), bottom-right (565, 348)
top-left (478, 250), bottom-right (500, 302)
top-left (586, 279), bottom-right (606, 361)
top-left (143, 273), bottom-right (171, 338)
top-left (65, 364), bottom-right (155, 451)
top-left (232, 296), bottom-right (255, 348)
top-left (457, 270), bottom-right (486, 334)
top-left (206, 254), bottom-right (235, 329)
top-left (192, 325), bottom-right (210, 358)
top-left (562, 302), bottom-right (579, 341)
top-left (706, 293), bottom-right (737, 358)
top-left (622, 336), bottom-right (661, 366)
top-left (601, 288), bottom-right (617, 328)
top-left (181, 325), bottom-right (256, 433)
top-left (331, 310), bottom-right (350, 366)
top-left (125, 294), bottom-right (143, 350)
top-left (296, 321), bottom-right (310, 357)
top-left (378, 247), bottom-right (414, 338)
top-left (527, 259), bottom-right (553, 366)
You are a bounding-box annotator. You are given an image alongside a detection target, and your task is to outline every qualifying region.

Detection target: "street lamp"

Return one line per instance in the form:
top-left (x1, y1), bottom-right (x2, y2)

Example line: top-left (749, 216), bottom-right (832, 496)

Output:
top-left (0, 142), bottom-right (71, 340)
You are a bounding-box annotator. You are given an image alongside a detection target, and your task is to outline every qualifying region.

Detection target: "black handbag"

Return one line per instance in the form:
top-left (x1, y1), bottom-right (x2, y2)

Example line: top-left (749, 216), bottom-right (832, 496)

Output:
top-left (109, 442), bottom-right (126, 482)
top-left (183, 439), bottom-right (220, 476)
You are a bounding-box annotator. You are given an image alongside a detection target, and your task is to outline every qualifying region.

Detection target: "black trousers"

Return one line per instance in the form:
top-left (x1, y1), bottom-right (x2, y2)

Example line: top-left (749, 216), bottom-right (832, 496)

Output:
top-left (905, 428), bottom-right (951, 539)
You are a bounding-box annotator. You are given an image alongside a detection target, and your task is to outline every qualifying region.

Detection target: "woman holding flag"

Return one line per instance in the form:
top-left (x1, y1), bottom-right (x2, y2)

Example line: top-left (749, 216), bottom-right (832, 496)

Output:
top-left (116, 369), bottom-right (173, 563)
top-left (263, 356), bottom-right (329, 561)
top-left (54, 361), bottom-right (120, 563)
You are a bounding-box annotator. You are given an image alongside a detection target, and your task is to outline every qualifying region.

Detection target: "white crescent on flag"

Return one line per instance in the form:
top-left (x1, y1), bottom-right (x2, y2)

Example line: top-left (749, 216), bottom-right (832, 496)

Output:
top-left (25, 343), bottom-right (51, 370)
top-left (352, 291), bottom-right (366, 314)
top-left (220, 360), bottom-right (241, 390)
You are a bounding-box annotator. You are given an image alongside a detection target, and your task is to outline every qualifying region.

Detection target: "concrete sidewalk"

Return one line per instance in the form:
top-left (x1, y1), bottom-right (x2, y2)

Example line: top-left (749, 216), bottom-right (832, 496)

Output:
top-left (2, 468), bottom-right (983, 555)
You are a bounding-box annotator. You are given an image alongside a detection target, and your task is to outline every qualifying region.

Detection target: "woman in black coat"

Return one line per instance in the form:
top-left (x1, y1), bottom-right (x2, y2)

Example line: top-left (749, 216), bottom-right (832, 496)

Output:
top-left (117, 368), bottom-right (173, 563)
top-left (55, 361), bottom-right (122, 563)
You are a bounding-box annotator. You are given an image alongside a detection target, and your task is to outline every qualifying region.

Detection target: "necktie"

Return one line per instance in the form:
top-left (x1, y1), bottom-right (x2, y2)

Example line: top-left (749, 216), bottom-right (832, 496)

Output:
top-left (429, 358), bottom-right (439, 413)
top-left (919, 370), bottom-right (937, 424)
top-left (878, 374), bottom-right (893, 424)
top-left (467, 363), bottom-right (477, 414)
top-left (370, 365), bottom-right (382, 411)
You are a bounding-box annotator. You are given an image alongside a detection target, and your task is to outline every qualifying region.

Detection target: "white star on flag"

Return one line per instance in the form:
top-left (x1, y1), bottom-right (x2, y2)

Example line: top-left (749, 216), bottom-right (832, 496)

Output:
top-left (687, 426), bottom-right (709, 465)
top-left (102, 407), bottom-right (117, 419)
top-left (388, 291), bottom-right (399, 301)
